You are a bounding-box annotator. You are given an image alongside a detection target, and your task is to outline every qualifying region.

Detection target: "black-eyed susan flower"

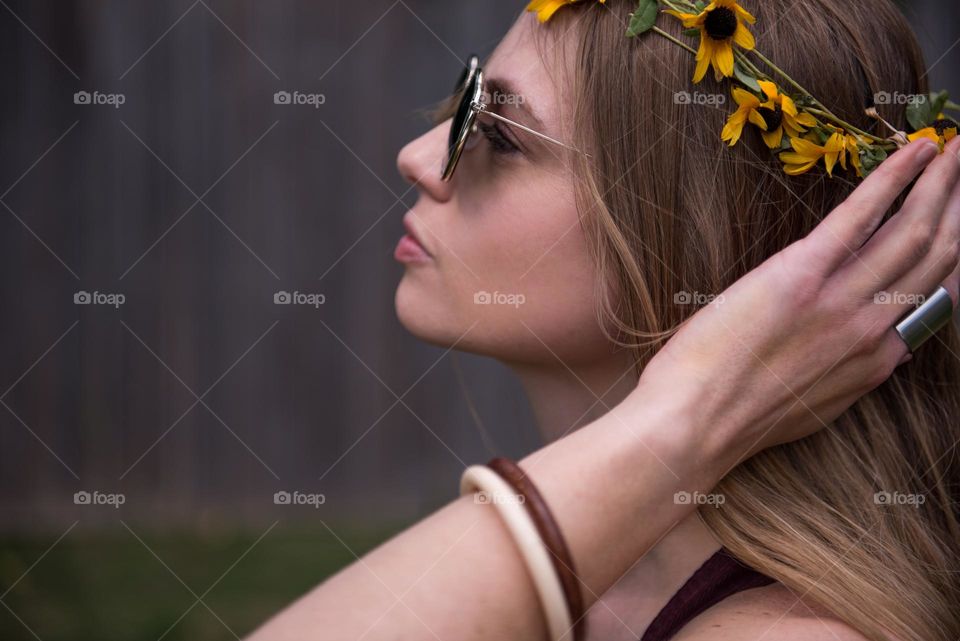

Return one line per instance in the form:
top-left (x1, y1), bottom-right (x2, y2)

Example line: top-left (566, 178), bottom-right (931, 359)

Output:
top-left (779, 131), bottom-right (846, 176)
top-left (907, 114), bottom-right (958, 151)
top-left (665, 0), bottom-right (756, 83)
top-left (526, 0), bottom-right (605, 22)
top-left (721, 80), bottom-right (817, 148)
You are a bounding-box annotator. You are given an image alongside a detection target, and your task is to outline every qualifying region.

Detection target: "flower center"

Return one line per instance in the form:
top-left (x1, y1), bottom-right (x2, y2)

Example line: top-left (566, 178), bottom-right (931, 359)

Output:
top-left (932, 118), bottom-right (958, 136)
top-left (704, 7), bottom-right (738, 40)
top-left (757, 105), bottom-right (783, 132)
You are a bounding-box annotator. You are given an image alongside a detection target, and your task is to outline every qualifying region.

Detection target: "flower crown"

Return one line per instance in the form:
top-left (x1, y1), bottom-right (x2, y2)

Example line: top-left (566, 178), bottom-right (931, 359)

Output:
top-left (526, 0), bottom-right (958, 179)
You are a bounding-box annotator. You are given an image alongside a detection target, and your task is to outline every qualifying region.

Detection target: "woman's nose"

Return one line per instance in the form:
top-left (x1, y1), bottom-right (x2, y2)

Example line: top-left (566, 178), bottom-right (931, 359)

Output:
top-left (396, 122), bottom-right (455, 203)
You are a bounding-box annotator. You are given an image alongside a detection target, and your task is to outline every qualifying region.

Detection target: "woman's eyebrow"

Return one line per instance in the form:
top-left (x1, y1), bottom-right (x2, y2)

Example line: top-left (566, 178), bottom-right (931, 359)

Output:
top-left (485, 77), bottom-right (545, 131)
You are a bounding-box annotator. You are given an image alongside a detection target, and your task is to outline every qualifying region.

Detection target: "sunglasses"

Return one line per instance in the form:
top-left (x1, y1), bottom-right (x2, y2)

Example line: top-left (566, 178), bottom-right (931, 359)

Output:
top-left (441, 54), bottom-right (585, 182)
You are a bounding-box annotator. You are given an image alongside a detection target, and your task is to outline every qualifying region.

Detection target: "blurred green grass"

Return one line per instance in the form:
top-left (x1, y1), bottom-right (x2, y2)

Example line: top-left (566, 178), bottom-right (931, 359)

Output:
top-left (0, 522), bottom-right (403, 641)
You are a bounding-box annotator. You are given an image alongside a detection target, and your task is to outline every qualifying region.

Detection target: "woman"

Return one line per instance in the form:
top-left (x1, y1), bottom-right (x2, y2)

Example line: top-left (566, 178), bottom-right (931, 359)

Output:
top-left (249, 0), bottom-right (960, 639)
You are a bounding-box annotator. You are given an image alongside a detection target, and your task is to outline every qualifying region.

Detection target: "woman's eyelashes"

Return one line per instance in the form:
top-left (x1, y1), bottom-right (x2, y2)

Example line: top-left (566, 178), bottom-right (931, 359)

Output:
top-left (477, 120), bottom-right (520, 156)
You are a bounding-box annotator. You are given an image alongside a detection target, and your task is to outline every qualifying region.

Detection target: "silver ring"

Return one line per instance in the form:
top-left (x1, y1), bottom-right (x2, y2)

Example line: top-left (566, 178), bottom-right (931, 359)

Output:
top-left (894, 286), bottom-right (955, 352)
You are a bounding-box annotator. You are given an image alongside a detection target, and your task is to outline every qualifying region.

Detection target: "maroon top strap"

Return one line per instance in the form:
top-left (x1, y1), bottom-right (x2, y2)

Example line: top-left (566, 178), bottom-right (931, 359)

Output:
top-left (640, 548), bottom-right (775, 641)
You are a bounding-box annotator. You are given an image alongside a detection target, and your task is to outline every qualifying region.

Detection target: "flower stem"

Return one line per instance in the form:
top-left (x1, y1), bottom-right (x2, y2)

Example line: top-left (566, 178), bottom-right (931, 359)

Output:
top-left (746, 49), bottom-right (887, 143)
top-left (805, 108), bottom-right (885, 144)
top-left (660, 0), bottom-right (697, 12)
top-left (652, 26), bottom-right (698, 55)
top-left (733, 50), bottom-right (770, 82)
top-left (750, 49), bottom-right (817, 100)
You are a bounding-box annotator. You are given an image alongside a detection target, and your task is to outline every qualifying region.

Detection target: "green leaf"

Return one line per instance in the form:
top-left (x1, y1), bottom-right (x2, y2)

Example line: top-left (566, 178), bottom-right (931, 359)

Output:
top-left (929, 90), bottom-right (950, 118)
top-left (733, 60), bottom-right (761, 93)
top-left (694, 0), bottom-right (708, 10)
top-left (682, 28), bottom-right (700, 37)
top-left (859, 146), bottom-right (888, 178)
top-left (626, 0), bottom-right (659, 37)
top-left (905, 91), bottom-right (950, 131)
top-left (905, 100), bottom-right (928, 132)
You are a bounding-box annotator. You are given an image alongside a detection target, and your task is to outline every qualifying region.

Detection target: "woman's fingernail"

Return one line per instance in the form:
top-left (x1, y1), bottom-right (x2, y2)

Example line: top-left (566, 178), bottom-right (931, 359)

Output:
top-left (918, 141), bottom-right (938, 165)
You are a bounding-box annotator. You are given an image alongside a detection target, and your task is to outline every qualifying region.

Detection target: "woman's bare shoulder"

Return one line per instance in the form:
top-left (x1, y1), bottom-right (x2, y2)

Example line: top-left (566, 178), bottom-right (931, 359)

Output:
top-left (670, 583), bottom-right (871, 641)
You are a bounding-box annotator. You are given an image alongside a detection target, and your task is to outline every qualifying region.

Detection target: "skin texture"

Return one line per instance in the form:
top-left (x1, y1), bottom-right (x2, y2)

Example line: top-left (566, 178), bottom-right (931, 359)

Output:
top-left (394, 15), bottom-right (614, 370)
top-left (245, 12), bottom-right (960, 641)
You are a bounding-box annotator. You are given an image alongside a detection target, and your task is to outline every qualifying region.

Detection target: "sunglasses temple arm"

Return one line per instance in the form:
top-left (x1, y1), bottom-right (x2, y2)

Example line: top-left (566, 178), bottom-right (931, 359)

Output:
top-left (475, 104), bottom-right (588, 156)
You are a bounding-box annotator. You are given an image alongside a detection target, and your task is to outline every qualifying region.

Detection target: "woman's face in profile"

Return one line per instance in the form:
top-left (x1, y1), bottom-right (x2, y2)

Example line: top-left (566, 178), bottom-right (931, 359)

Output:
top-left (394, 13), bottom-right (618, 367)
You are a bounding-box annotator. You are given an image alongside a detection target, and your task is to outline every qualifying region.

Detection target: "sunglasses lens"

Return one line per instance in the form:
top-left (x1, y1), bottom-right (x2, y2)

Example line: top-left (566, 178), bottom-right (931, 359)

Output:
top-left (443, 57), bottom-right (480, 181)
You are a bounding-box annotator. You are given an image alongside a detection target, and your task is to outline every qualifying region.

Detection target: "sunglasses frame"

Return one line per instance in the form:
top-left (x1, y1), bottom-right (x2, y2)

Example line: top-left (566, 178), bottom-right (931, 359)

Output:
top-left (441, 54), bottom-right (586, 182)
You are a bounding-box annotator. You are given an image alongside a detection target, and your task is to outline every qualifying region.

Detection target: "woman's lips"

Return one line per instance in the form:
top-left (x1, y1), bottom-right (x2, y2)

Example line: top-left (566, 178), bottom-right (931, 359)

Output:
top-left (394, 233), bottom-right (431, 263)
top-left (395, 214), bottom-right (433, 264)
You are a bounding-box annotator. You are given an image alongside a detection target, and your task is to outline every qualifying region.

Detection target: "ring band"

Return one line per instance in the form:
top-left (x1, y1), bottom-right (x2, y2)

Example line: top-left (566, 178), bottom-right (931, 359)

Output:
top-left (895, 286), bottom-right (955, 352)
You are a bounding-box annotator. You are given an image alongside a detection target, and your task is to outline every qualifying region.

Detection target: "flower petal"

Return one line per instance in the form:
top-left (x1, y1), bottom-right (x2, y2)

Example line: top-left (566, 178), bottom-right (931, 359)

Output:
top-left (779, 152), bottom-right (815, 164)
top-left (693, 37), bottom-right (711, 83)
top-left (761, 126), bottom-right (784, 149)
top-left (782, 160), bottom-right (818, 175)
top-left (713, 41), bottom-right (734, 78)
top-left (721, 111), bottom-right (750, 145)
top-left (526, 0), bottom-right (571, 22)
top-left (732, 87), bottom-right (760, 107)
top-left (734, 3), bottom-right (757, 24)
top-left (789, 137), bottom-right (826, 156)
top-left (748, 108), bottom-right (768, 130)
top-left (757, 80), bottom-right (778, 101)
top-left (733, 23), bottom-right (755, 50)
top-left (907, 128), bottom-right (938, 143)
top-left (664, 9), bottom-right (701, 28)
top-left (780, 94), bottom-right (798, 117)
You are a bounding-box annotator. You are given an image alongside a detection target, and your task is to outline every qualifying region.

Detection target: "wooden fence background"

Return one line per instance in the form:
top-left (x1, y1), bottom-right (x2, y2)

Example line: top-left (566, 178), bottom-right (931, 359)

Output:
top-left (0, 0), bottom-right (957, 534)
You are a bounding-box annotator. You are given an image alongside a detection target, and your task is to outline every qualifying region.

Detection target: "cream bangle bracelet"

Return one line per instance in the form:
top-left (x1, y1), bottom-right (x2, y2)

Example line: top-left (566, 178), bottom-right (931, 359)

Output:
top-left (460, 465), bottom-right (572, 641)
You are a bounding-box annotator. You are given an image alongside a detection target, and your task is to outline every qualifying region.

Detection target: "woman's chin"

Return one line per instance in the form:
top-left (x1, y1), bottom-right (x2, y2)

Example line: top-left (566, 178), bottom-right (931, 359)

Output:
top-left (394, 278), bottom-right (456, 348)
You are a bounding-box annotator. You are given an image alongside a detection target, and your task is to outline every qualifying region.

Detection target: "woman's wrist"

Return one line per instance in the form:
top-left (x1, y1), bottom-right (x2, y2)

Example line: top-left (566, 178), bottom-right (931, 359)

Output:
top-left (513, 375), bottom-right (746, 601)
top-left (627, 370), bottom-right (757, 473)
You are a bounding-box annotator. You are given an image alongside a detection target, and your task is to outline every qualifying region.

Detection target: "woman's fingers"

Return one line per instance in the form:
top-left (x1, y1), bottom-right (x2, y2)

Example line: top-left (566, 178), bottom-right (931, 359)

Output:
top-left (852, 135), bottom-right (960, 294)
top-left (932, 143), bottom-right (960, 258)
top-left (803, 138), bottom-right (940, 275)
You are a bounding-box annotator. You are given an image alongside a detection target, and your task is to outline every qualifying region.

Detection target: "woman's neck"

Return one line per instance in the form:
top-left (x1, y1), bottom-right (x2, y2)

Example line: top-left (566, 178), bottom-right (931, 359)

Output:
top-left (505, 352), bottom-right (723, 637)
top-left (508, 351), bottom-right (640, 443)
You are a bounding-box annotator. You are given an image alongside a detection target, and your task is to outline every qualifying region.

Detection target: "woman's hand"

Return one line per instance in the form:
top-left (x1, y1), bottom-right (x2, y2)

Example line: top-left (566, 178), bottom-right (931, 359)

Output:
top-left (639, 136), bottom-right (960, 459)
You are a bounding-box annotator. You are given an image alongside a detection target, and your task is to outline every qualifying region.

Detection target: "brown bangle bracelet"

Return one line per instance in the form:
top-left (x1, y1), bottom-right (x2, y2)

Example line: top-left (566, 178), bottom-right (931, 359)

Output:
top-left (487, 457), bottom-right (585, 641)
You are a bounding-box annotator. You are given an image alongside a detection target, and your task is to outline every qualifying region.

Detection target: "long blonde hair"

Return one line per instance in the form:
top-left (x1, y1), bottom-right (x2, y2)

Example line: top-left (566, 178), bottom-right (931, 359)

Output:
top-left (538, 1), bottom-right (960, 639)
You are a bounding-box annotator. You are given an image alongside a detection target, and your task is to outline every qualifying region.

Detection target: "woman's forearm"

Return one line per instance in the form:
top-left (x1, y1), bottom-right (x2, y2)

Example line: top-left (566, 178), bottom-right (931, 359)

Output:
top-left (245, 376), bottom-right (744, 641)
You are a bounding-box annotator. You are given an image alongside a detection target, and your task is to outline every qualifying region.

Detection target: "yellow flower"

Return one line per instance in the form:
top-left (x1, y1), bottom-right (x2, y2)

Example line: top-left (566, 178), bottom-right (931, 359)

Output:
top-left (721, 80), bottom-right (817, 148)
top-left (779, 131), bottom-right (846, 176)
top-left (526, 0), bottom-right (605, 22)
top-left (665, 0), bottom-right (756, 83)
top-left (842, 134), bottom-right (863, 178)
top-left (907, 113), bottom-right (958, 151)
